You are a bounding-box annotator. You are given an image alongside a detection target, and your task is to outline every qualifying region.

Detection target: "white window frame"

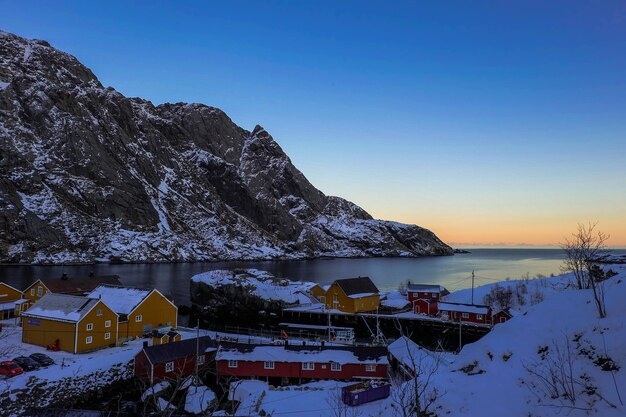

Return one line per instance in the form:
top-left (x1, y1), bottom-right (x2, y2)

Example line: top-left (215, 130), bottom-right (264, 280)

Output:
top-left (264, 361), bottom-right (275, 369)
top-left (85, 336), bottom-right (93, 344)
top-left (86, 323), bottom-right (93, 331)
top-left (105, 320), bottom-right (111, 328)
top-left (96, 308), bottom-right (103, 316)
top-left (431, 293), bottom-right (437, 297)
top-left (104, 332), bottom-right (111, 340)
top-left (165, 362), bottom-right (174, 372)
top-left (135, 314), bottom-right (142, 323)
top-left (31, 288), bottom-right (35, 296)
top-left (476, 314), bottom-right (483, 320)
top-left (198, 355), bottom-right (205, 365)
top-left (37, 287), bottom-right (43, 296)
top-left (228, 360), bottom-right (238, 368)
top-left (461, 312), bottom-right (469, 319)
top-left (331, 362), bottom-right (341, 371)
top-left (302, 362), bottom-right (315, 371)
top-left (365, 364), bottom-right (376, 372)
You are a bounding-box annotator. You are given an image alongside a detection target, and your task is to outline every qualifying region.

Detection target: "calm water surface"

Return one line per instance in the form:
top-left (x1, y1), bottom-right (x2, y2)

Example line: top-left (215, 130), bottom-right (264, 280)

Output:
top-left (0, 249), bottom-right (565, 306)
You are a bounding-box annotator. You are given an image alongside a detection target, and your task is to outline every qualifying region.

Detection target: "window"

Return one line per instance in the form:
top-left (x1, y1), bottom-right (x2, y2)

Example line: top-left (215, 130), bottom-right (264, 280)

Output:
top-left (165, 362), bottom-right (174, 372)
top-left (30, 288), bottom-right (35, 296)
top-left (96, 309), bottom-right (103, 316)
top-left (302, 362), bottom-right (315, 371)
top-left (320, 296), bottom-right (325, 303)
top-left (461, 313), bottom-right (469, 319)
top-left (432, 293), bottom-right (437, 297)
top-left (198, 355), bottom-right (205, 365)
top-left (105, 320), bottom-right (111, 328)
top-left (264, 361), bottom-right (275, 369)
top-left (85, 336), bottom-right (93, 344)
top-left (104, 332), bottom-right (111, 340)
top-left (500, 317), bottom-right (506, 323)
top-left (228, 360), bottom-right (238, 368)
top-left (135, 314), bottom-right (142, 323)
top-left (331, 362), bottom-right (341, 371)
top-left (333, 294), bottom-right (338, 301)
top-left (86, 323), bottom-right (93, 331)
top-left (365, 364), bottom-right (376, 372)
top-left (37, 287), bottom-right (43, 296)
top-left (476, 314), bottom-right (483, 320)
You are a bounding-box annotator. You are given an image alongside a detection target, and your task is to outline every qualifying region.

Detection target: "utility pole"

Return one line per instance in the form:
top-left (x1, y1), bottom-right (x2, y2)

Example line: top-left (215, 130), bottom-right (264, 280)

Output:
top-left (458, 319), bottom-right (462, 353)
top-left (471, 270), bottom-right (475, 305)
top-left (195, 318), bottom-right (200, 384)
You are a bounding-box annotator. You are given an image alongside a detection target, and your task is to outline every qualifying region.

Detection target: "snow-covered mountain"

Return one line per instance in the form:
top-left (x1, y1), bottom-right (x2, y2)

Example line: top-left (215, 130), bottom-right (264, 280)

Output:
top-left (0, 31), bottom-right (452, 263)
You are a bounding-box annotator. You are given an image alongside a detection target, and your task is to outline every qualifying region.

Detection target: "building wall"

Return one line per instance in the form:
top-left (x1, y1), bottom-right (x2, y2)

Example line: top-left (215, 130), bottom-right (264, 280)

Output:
top-left (122, 291), bottom-right (177, 340)
top-left (217, 360), bottom-right (387, 380)
top-left (310, 285), bottom-right (326, 300)
top-left (0, 283), bottom-right (22, 302)
top-left (413, 299), bottom-right (438, 315)
top-left (323, 284), bottom-right (379, 313)
top-left (407, 291), bottom-right (441, 302)
top-left (22, 316), bottom-right (76, 353)
top-left (22, 280), bottom-right (50, 308)
top-left (441, 309), bottom-right (491, 324)
top-left (75, 301), bottom-right (119, 353)
top-left (149, 353), bottom-right (214, 384)
top-left (134, 350), bottom-right (153, 382)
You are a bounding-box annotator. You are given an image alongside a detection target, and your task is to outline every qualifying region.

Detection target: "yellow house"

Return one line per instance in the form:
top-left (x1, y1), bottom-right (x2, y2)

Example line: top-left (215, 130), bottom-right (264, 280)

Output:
top-left (309, 284), bottom-right (329, 303)
top-left (21, 274), bottom-right (123, 310)
top-left (87, 285), bottom-right (177, 341)
top-left (21, 293), bottom-right (119, 353)
top-left (319, 277), bottom-right (380, 313)
top-left (0, 282), bottom-right (26, 319)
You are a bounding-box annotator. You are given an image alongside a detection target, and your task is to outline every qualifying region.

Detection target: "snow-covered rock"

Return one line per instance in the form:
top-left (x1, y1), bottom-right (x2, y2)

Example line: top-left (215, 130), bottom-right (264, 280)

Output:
top-left (184, 385), bottom-right (216, 414)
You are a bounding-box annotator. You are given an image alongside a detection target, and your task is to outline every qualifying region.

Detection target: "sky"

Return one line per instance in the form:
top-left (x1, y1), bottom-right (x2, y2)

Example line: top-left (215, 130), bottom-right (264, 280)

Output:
top-left (2, 1), bottom-right (625, 247)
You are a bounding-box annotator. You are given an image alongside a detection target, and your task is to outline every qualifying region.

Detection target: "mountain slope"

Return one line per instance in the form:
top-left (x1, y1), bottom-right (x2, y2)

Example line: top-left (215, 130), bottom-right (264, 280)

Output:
top-left (0, 31), bottom-right (452, 263)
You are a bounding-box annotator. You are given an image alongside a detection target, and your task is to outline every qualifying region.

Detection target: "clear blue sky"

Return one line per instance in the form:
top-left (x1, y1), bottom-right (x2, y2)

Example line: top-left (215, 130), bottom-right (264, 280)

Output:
top-left (2, 1), bottom-right (626, 246)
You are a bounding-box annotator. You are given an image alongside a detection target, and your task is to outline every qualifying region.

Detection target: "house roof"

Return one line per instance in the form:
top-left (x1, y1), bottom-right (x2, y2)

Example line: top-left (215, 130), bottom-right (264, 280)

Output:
top-left (388, 336), bottom-right (448, 372)
top-left (216, 341), bottom-right (388, 364)
top-left (36, 275), bottom-right (123, 295)
top-left (87, 285), bottom-right (152, 315)
top-left (438, 302), bottom-right (490, 315)
top-left (334, 277), bottom-right (379, 297)
top-left (142, 336), bottom-right (216, 364)
top-left (406, 284), bottom-right (449, 295)
top-left (21, 293), bottom-right (103, 323)
top-left (494, 308), bottom-right (513, 317)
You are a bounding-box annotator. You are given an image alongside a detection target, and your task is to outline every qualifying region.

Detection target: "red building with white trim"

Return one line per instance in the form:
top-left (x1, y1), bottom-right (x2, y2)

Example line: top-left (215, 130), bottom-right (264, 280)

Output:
top-left (216, 342), bottom-right (388, 384)
top-left (438, 302), bottom-right (492, 324)
top-left (412, 298), bottom-right (439, 315)
top-left (406, 284), bottom-right (449, 302)
top-left (134, 336), bottom-right (217, 384)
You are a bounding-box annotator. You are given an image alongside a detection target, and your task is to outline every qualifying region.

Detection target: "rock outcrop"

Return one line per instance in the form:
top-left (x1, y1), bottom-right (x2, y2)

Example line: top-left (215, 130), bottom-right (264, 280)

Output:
top-left (0, 30), bottom-right (453, 263)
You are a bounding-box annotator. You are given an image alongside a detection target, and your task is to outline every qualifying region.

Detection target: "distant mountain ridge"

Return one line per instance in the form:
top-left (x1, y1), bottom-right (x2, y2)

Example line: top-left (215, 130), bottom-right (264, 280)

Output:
top-left (0, 30), bottom-right (453, 264)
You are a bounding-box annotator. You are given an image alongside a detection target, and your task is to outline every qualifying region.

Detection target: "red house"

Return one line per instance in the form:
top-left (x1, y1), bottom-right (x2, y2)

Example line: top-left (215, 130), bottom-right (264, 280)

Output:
top-left (406, 284), bottom-right (449, 302)
top-left (492, 308), bottom-right (513, 325)
top-left (216, 342), bottom-right (388, 384)
top-left (412, 298), bottom-right (439, 315)
top-left (134, 336), bottom-right (217, 385)
top-left (438, 302), bottom-right (492, 324)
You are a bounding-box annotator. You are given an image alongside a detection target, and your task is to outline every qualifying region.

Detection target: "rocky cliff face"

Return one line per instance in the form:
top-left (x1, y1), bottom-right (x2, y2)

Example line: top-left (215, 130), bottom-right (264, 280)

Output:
top-left (0, 31), bottom-right (453, 263)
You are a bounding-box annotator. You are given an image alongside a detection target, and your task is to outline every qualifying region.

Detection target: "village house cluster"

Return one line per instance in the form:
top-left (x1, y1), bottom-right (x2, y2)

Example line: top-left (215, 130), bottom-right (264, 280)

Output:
top-left (307, 277), bottom-right (511, 326)
top-left (1, 275), bottom-right (177, 353)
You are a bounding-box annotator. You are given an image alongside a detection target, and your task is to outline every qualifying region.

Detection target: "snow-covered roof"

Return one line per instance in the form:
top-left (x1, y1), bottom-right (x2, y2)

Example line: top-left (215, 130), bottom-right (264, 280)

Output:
top-left (21, 293), bottom-right (102, 322)
top-left (347, 292), bottom-right (376, 299)
top-left (438, 302), bottom-right (490, 314)
top-left (87, 285), bottom-right (152, 314)
top-left (388, 336), bottom-right (450, 372)
top-left (217, 343), bottom-right (388, 365)
top-left (407, 284), bottom-right (448, 294)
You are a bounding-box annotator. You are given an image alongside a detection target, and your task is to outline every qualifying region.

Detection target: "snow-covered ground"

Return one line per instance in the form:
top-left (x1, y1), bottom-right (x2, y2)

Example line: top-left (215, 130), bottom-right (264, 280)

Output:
top-left (191, 269), bottom-right (317, 304)
top-left (428, 262), bottom-right (626, 417)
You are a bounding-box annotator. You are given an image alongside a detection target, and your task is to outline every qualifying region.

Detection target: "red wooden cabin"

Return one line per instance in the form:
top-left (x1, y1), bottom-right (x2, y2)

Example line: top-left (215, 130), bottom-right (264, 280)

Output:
top-left (492, 309), bottom-right (513, 325)
top-left (134, 336), bottom-right (217, 385)
top-left (406, 284), bottom-right (448, 302)
top-left (412, 298), bottom-right (438, 316)
top-left (216, 342), bottom-right (388, 383)
top-left (438, 302), bottom-right (492, 324)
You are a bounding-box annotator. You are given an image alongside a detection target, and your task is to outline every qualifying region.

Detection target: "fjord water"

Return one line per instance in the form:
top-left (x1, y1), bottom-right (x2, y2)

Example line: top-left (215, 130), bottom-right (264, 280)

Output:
top-left (0, 249), bottom-right (565, 306)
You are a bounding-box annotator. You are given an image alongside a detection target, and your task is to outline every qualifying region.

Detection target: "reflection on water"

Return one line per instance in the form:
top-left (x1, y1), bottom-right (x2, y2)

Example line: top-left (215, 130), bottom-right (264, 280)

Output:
top-left (0, 249), bottom-right (565, 306)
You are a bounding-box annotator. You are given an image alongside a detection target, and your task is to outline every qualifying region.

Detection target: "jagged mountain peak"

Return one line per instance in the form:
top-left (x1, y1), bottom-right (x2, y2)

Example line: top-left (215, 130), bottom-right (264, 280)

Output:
top-left (0, 30), bottom-right (452, 263)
